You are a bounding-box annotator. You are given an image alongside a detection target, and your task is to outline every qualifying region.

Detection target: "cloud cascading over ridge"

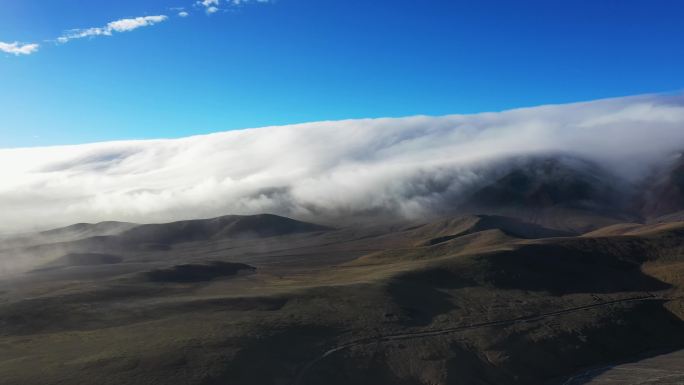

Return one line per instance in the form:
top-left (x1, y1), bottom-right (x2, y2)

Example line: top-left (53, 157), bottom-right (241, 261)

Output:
top-left (57, 15), bottom-right (168, 43)
top-left (0, 41), bottom-right (39, 55)
top-left (1, 94), bottom-right (684, 233)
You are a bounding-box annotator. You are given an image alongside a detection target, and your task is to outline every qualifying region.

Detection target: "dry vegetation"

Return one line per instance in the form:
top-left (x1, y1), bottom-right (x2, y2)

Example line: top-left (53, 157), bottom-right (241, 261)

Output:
top-left (0, 213), bottom-right (682, 384)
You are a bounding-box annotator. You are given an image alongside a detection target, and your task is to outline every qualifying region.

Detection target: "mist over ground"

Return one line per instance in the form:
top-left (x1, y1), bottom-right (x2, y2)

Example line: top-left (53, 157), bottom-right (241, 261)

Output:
top-left (2, 93), bottom-right (684, 233)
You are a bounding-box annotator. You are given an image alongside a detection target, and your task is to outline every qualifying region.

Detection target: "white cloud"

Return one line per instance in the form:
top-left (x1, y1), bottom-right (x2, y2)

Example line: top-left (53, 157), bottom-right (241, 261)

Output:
top-left (230, 0), bottom-right (272, 4)
top-left (58, 15), bottom-right (168, 43)
top-left (0, 41), bottom-right (39, 55)
top-left (195, 0), bottom-right (271, 16)
top-left (1, 94), bottom-right (684, 233)
top-left (197, 0), bottom-right (221, 13)
top-left (8, 0), bottom-right (273, 53)
top-left (108, 16), bottom-right (167, 32)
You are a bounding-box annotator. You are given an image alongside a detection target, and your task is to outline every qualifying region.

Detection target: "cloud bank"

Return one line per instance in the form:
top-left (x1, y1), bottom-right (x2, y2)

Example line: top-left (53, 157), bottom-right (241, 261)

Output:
top-left (0, 41), bottom-right (39, 55)
top-left (1, 94), bottom-right (684, 233)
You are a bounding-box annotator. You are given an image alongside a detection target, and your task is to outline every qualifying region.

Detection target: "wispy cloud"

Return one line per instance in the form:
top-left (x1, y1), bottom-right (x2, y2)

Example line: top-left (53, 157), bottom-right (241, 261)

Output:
top-left (0, 41), bottom-right (39, 55)
top-left (3, 0), bottom-right (273, 56)
top-left (57, 15), bottom-right (168, 43)
top-left (230, 0), bottom-right (273, 4)
top-left (197, 0), bottom-right (271, 14)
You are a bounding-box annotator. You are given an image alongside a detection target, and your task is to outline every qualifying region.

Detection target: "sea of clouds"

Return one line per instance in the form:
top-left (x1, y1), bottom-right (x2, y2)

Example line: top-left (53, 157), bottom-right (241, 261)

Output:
top-left (2, 94), bottom-right (684, 233)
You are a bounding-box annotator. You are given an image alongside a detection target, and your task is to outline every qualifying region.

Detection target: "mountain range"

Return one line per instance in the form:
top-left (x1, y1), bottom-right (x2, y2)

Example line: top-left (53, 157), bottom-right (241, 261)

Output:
top-left (2, 95), bottom-right (684, 384)
top-left (1, 151), bottom-right (684, 384)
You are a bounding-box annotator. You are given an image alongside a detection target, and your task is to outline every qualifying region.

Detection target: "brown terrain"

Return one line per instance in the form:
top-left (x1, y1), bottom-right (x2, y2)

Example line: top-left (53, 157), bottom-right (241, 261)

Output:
top-left (1, 157), bottom-right (684, 385)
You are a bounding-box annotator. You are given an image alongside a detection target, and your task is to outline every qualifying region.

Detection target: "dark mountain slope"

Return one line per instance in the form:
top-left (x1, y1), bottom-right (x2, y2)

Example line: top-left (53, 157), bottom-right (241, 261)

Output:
top-left (458, 157), bottom-right (635, 232)
top-left (0, 221), bottom-right (136, 250)
top-left (0, 214), bottom-right (332, 275)
top-left (116, 213), bottom-right (332, 246)
top-left (39, 221), bottom-right (137, 240)
top-left (641, 153), bottom-right (684, 221)
top-left (406, 215), bottom-right (570, 246)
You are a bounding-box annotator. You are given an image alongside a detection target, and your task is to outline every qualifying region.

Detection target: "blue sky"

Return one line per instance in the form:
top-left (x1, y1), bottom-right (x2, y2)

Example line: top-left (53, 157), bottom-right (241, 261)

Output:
top-left (1, 0), bottom-right (683, 148)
